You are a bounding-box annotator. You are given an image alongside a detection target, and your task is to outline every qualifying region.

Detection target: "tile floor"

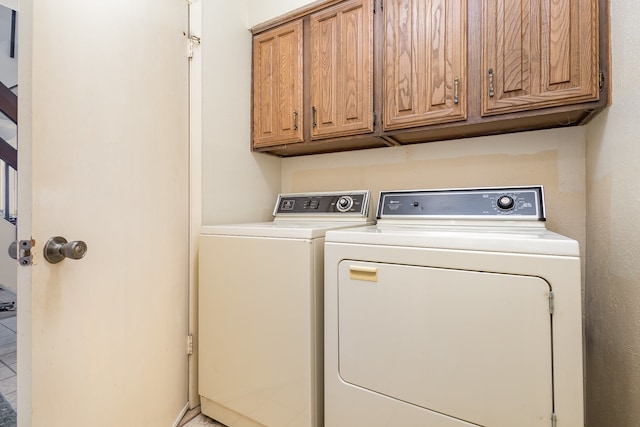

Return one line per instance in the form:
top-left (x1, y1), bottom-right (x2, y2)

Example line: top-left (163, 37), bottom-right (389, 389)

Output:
top-left (0, 286), bottom-right (16, 413)
top-left (181, 413), bottom-right (226, 427)
top-left (0, 317), bottom-right (16, 411)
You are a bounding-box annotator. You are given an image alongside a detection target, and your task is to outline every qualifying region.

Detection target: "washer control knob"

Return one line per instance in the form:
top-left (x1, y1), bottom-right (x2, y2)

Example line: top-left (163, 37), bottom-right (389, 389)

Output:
top-left (336, 196), bottom-right (354, 212)
top-left (497, 195), bottom-right (515, 210)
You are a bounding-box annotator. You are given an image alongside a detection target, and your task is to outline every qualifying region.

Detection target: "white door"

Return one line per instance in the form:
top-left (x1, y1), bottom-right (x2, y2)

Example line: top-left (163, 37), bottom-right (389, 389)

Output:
top-left (17, 1), bottom-right (190, 426)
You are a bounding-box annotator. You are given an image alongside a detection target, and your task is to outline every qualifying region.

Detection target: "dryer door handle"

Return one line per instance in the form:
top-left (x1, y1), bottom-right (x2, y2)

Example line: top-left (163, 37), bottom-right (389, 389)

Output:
top-left (349, 265), bottom-right (378, 282)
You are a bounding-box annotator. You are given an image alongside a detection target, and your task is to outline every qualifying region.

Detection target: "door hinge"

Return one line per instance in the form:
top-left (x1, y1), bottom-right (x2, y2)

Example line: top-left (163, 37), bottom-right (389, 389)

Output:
top-left (551, 412), bottom-right (557, 427)
top-left (188, 34), bottom-right (201, 58)
top-left (373, 112), bottom-right (377, 126)
top-left (187, 334), bottom-right (194, 355)
top-left (373, 0), bottom-right (376, 13)
top-left (549, 291), bottom-right (555, 314)
top-left (599, 70), bottom-right (605, 92)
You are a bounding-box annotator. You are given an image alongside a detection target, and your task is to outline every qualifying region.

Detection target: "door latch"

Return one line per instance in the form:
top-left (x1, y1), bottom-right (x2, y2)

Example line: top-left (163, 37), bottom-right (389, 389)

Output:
top-left (9, 239), bottom-right (34, 266)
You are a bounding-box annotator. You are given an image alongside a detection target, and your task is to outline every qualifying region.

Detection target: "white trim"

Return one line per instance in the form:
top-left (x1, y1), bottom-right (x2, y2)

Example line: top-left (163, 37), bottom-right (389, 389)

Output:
top-left (16, 0), bottom-right (31, 423)
top-left (187, 0), bottom-right (202, 409)
top-left (173, 403), bottom-right (190, 427)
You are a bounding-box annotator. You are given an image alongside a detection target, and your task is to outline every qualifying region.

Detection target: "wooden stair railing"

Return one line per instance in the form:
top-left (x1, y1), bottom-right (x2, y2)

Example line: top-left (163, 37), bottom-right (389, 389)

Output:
top-left (0, 81), bottom-right (16, 125)
top-left (0, 138), bottom-right (16, 171)
top-left (0, 81), bottom-right (17, 170)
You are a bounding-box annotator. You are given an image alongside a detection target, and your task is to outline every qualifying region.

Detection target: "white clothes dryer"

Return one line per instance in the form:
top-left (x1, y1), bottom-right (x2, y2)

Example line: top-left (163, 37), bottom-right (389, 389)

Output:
top-left (324, 186), bottom-right (583, 427)
top-left (199, 191), bottom-right (372, 427)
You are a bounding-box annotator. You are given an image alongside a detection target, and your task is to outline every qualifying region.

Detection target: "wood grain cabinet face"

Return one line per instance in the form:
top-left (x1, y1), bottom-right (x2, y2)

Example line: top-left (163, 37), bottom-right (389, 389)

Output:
top-left (482, 0), bottom-right (599, 116)
top-left (250, 0), bottom-right (608, 156)
top-left (310, 0), bottom-right (374, 140)
top-left (383, 0), bottom-right (467, 130)
top-left (253, 20), bottom-right (304, 148)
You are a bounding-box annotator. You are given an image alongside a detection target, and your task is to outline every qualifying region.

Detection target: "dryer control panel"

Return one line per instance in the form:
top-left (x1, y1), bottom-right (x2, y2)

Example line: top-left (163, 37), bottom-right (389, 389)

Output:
top-left (274, 190), bottom-right (370, 217)
top-left (377, 186), bottom-right (545, 221)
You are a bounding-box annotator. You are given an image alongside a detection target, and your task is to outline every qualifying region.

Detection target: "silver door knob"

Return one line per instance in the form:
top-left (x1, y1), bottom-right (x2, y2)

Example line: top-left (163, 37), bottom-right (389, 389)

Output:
top-left (7, 241), bottom-right (17, 260)
top-left (43, 236), bottom-right (88, 264)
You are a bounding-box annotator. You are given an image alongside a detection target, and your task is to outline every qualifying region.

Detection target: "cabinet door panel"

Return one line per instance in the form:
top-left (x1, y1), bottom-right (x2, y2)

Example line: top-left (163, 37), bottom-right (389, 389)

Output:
top-left (253, 20), bottom-right (304, 147)
top-left (548, 0), bottom-right (571, 85)
top-left (314, 13), bottom-right (339, 133)
top-left (311, 0), bottom-right (374, 140)
top-left (482, 0), bottom-right (599, 116)
top-left (384, 0), bottom-right (467, 130)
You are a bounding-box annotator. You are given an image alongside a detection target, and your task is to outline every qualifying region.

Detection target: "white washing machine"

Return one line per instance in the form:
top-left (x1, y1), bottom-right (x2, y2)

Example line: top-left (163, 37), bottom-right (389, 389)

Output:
top-left (199, 190), bottom-right (372, 427)
top-left (324, 186), bottom-right (584, 427)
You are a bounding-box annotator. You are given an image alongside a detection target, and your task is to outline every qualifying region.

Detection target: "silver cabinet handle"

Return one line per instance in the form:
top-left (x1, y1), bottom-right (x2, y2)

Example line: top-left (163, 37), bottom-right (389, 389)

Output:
top-left (43, 236), bottom-right (88, 264)
top-left (454, 76), bottom-right (460, 104)
top-left (488, 68), bottom-right (495, 97)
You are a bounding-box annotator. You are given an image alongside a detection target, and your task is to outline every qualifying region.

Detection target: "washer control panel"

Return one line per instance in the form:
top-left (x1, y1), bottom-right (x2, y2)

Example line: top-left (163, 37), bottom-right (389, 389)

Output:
top-left (274, 190), bottom-right (370, 216)
top-left (377, 186), bottom-right (545, 220)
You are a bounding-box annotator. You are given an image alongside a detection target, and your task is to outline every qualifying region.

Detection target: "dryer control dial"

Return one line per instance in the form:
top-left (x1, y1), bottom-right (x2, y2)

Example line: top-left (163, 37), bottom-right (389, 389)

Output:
top-left (497, 195), bottom-right (515, 210)
top-left (336, 196), bottom-right (354, 212)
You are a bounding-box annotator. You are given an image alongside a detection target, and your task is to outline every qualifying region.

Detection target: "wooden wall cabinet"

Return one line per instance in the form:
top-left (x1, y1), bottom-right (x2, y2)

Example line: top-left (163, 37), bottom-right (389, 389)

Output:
top-left (252, 20), bottom-right (304, 148)
top-left (310, 0), bottom-right (374, 139)
top-left (251, 0), bottom-right (609, 156)
top-left (481, 0), bottom-right (600, 116)
top-left (383, 0), bottom-right (467, 130)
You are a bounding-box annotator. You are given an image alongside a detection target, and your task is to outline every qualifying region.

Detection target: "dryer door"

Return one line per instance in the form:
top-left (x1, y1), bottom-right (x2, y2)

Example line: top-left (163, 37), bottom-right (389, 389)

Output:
top-left (338, 261), bottom-right (553, 427)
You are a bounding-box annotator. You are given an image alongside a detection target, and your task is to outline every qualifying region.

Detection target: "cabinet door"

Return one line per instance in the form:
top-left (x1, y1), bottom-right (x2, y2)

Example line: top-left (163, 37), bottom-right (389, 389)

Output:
top-left (310, 0), bottom-right (374, 140)
top-left (383, 0), bottom-right (467, 131)
top-left (253, 20), bottom-right (304, 148)
top-left (482, 0), bottom-right (599, 116)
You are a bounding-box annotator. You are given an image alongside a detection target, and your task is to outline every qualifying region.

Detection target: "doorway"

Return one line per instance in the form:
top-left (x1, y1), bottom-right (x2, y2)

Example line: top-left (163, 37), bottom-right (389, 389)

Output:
top-left (0, 3), bottom-right (18, 425)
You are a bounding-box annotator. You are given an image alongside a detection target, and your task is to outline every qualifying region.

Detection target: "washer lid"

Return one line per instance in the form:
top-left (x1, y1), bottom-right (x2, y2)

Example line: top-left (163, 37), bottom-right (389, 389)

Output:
top-left (325, 224), bottom-right (579, 257)
top-left (201, 190), bottom-right (372, 239)
top-left (201, 220), bottom-right (372, 239)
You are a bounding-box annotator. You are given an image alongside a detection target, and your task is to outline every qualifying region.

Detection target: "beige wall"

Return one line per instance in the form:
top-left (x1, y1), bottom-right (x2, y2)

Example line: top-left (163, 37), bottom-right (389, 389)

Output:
top-left (281, 128), bottom-right (587, 255)
top-left (248, 0), bottom-right (313, 27)
top-left (584, 1), bottom-right (640, 425)
top-left (201, 1), bottom-right (280, 225)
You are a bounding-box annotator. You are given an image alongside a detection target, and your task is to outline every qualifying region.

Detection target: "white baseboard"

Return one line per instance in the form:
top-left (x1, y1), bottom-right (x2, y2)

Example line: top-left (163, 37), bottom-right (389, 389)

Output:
top-left (173, 403), bottom-right (190, 427)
